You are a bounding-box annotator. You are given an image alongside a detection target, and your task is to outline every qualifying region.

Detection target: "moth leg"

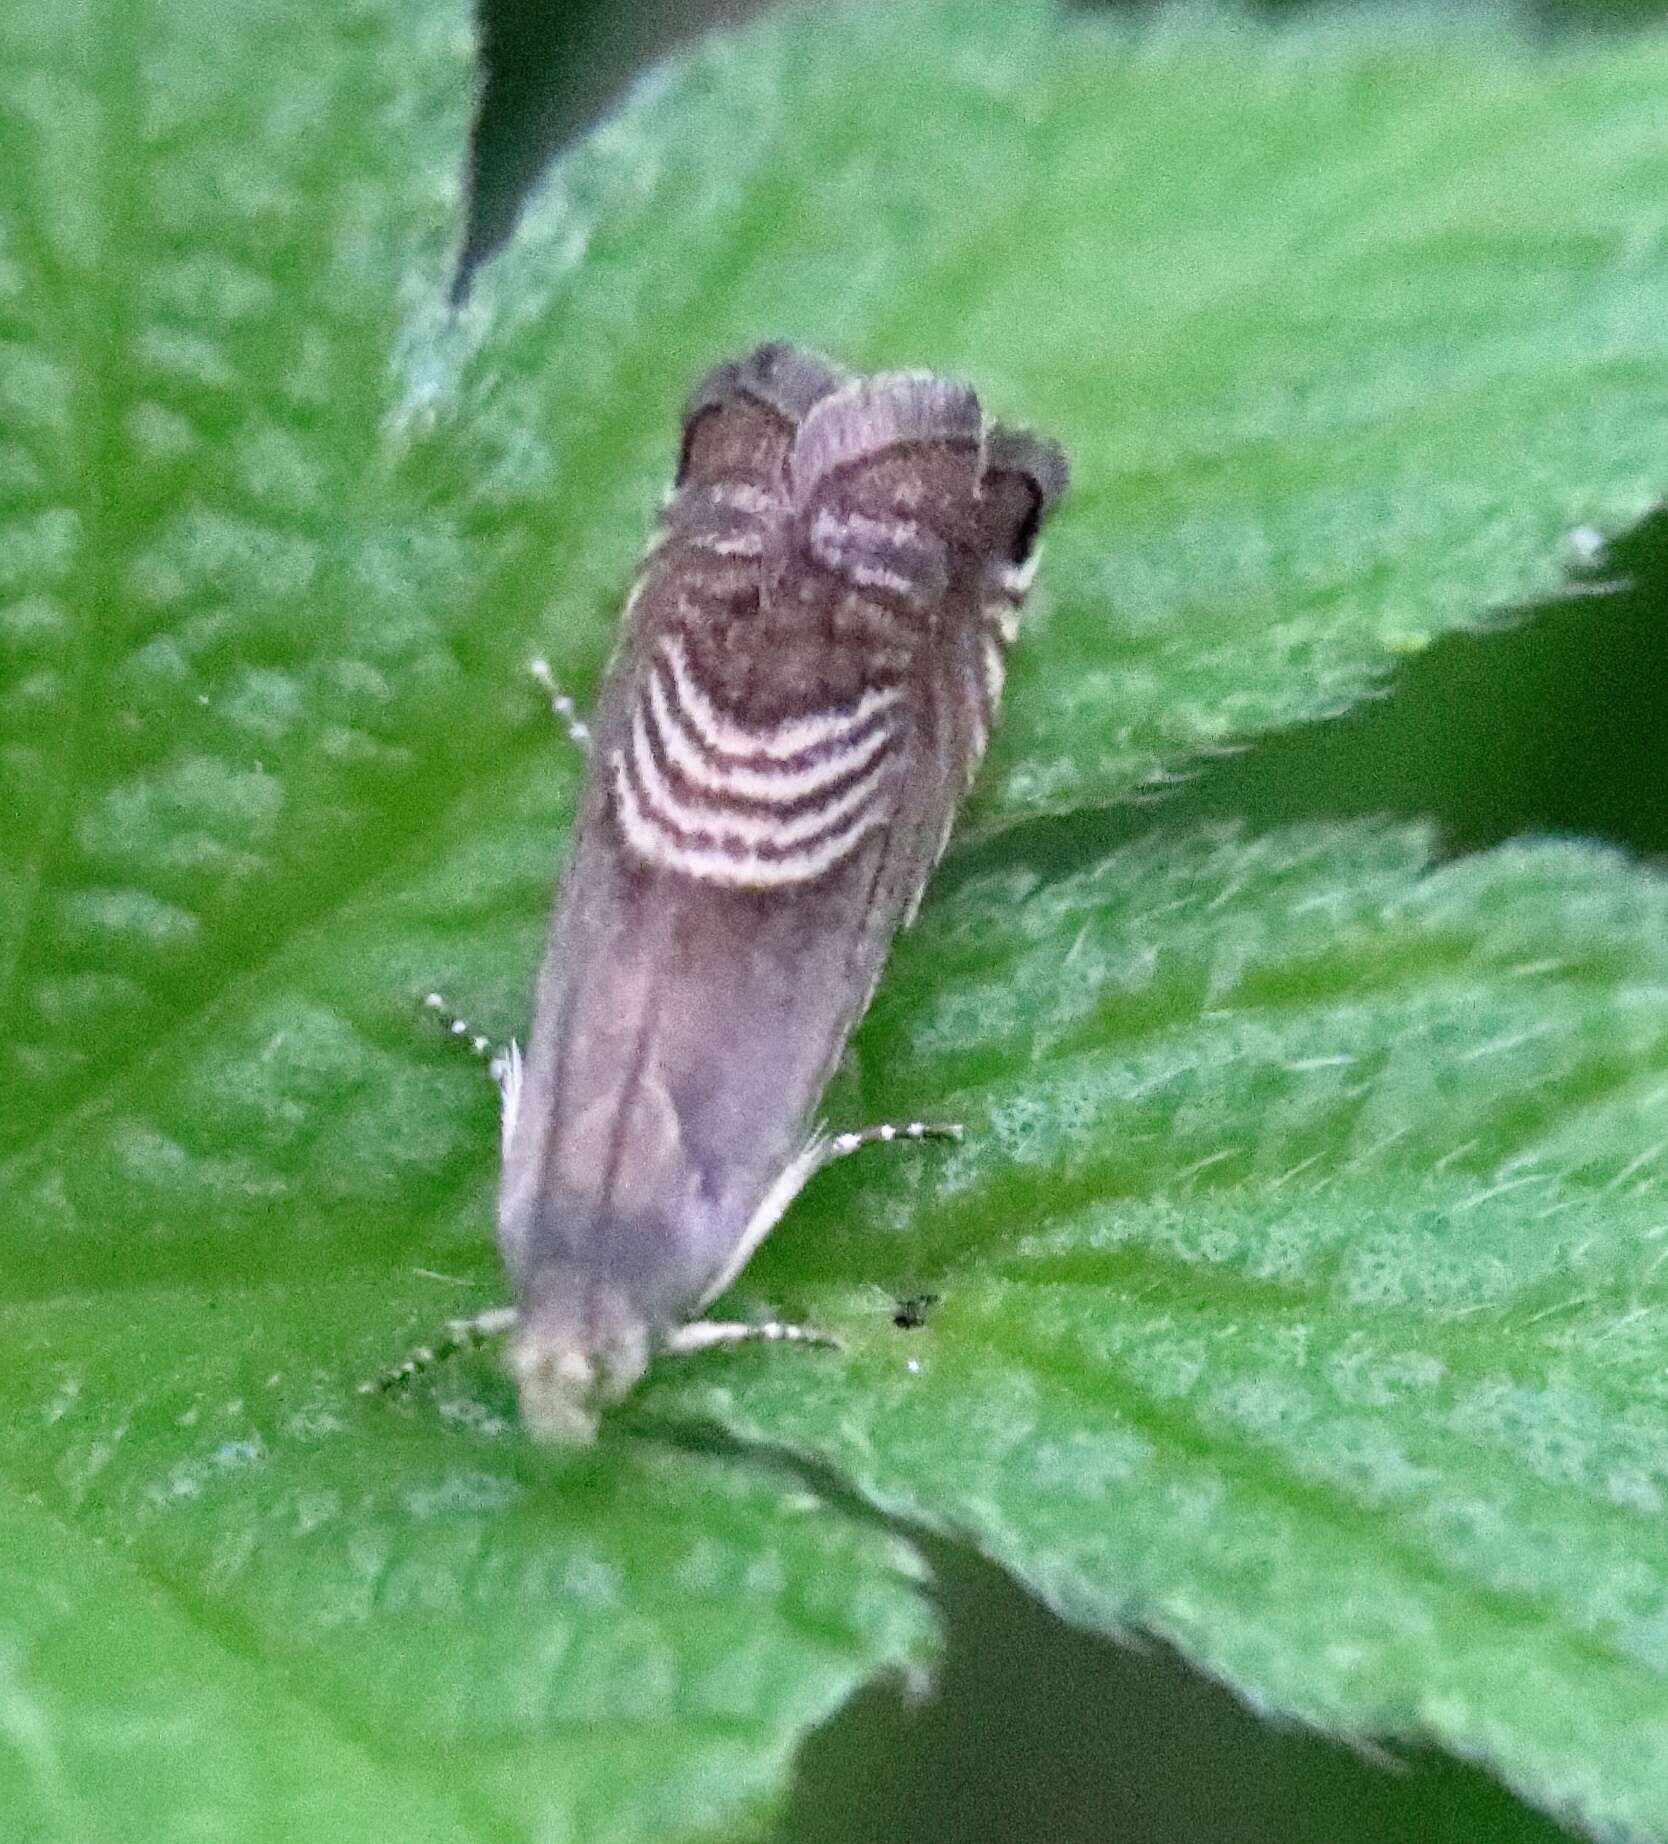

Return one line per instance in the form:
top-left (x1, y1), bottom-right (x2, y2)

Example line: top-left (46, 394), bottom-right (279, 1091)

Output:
top-left (422, 990), bottom-right (508, 1071)
top-left (528, 655), bottom-right (591, 753)
top-left (692, 1119), bottom-right (964, 1317)
top-left (421, 992), bottom-right (522, 1152)
top-left (822, 1118), bottom-right (964, 1164)
top-left (359, 1306), bottom-right (518, 1395)
top-left (662, 1319), bottom-right (841, 1357)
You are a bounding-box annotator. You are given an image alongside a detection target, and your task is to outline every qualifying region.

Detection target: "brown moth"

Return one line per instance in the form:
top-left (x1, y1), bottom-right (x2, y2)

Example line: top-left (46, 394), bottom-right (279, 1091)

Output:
top-left (478, 343), bottom-right (1063, 1440)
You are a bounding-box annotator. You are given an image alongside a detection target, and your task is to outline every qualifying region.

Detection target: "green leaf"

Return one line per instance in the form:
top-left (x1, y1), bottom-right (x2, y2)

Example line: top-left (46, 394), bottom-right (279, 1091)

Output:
top-left (6, 0), bottom-right (1668, 1838)
top-left (0, 1281), bottom-right (932, 1844)
top-left (652, 824), bottom-right (1668, 1841)
top-left (0, 0), bottom-right (478, 1153)
top-left (0, 1481), bottom-right (482, 1844)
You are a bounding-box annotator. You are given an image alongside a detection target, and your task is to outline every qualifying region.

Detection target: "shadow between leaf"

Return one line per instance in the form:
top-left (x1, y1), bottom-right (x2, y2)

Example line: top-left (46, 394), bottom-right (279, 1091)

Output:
top-left (630, 1414), bottom-right (1572, 1844)
top-left (959, 506), bottom-right (1668, 892)
top-left (784, 1532), bottom-right (1574, 1844)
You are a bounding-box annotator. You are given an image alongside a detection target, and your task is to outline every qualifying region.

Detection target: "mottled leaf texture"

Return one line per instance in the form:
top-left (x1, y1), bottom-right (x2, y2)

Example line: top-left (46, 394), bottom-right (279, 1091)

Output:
top-left (661, 826), bottom-right (1668, 1844)
top-left (0, 1299), bottom-right (933, 1844)
top-left (5, 0), bottom-right (1668, 1839)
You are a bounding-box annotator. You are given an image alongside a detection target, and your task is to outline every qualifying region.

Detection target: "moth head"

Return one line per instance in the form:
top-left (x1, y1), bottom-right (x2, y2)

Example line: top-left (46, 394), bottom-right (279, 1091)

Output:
top-left (678, 341), bottom-right (847, 490)
top-left (791, 369), bottom-right (983, 521)
top-left (506, 1278), bottom-right (652, 1445)
top-left (980, 426), bottom-right (1070, 572)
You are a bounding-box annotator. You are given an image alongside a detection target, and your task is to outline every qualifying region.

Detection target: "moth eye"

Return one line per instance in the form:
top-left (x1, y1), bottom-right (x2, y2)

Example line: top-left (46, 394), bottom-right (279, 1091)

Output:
top-left (1007, 479), bottom-right (1046, 566)
top-left (982, 467), bottom-right (1048, 566)
top-left (678, 344), bottom-right (849, 487)
top-left (982, 429), bottom-right (1069, 564)
top-left (676, 402), bottom-right (724, 485)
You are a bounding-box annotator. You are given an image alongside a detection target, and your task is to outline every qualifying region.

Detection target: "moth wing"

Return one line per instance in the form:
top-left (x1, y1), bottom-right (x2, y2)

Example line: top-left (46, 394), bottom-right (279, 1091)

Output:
top-left (498, 357), bottom-right (1068, 1333)
top-left (499, 346), bottom-right (862, 1321)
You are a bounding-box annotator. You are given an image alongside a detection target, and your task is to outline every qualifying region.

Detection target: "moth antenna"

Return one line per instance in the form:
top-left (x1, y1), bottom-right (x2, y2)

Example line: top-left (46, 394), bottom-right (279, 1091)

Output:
top-left (662, 1320), bottom-right (842, 1356)
top-left (421, 993), bottom-right (519, 1143)
top-left (359, 1306), bottom-right (517, 1395)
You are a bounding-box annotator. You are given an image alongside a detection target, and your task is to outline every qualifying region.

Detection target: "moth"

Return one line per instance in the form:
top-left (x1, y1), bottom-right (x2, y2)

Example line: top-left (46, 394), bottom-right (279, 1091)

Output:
top-left (413, 343), bottom-right (1065, 1441)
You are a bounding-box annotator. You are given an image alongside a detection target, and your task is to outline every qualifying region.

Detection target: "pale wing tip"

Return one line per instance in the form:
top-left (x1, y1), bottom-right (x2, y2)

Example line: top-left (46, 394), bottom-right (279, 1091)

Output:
top-left (504, 1280), bottom-right (653, 1443)
top-left (506, 1328), bottom-right (606, 1445)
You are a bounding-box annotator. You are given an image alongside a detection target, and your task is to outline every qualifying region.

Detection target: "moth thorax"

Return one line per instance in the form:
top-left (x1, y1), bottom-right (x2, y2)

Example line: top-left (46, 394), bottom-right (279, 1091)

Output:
top-left (507, 1277), bottom-right (652, 1445)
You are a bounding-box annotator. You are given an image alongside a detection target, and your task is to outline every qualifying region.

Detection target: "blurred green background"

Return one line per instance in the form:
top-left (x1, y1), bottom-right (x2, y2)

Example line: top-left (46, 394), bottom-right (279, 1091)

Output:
top-left (461, 2), bottom-right (1668, 1837)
